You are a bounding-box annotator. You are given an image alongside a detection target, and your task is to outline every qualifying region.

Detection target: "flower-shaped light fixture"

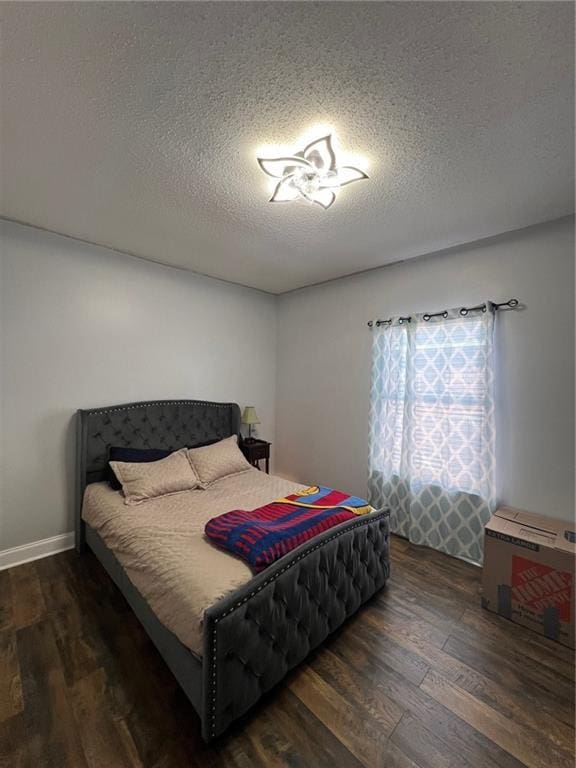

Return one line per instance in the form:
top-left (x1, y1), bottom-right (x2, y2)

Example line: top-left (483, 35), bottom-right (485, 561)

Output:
top-left (257, 134), bottom-right (368, 209)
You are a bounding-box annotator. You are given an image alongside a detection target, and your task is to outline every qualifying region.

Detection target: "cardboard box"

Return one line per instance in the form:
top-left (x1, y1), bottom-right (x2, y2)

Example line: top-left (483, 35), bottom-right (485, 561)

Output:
top-left (482, 506), bottom-right (576, 648)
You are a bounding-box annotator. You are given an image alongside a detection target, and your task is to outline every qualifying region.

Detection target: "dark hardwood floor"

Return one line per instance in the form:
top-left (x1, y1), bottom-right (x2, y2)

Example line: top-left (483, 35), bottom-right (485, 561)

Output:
top-left (0, 535), bottom-right (574, 768)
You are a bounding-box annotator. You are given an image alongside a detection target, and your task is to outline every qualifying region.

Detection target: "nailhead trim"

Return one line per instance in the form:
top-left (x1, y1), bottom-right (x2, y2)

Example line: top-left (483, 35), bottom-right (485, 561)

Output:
top-left (86, 400), bottom-right (236, 417)
top-left (206, 509), bottom-right (390, 736)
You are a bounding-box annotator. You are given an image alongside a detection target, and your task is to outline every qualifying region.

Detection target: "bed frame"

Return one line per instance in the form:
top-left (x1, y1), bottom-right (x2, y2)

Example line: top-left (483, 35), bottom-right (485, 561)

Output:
top-left (76, 399), bottom-right (390, 740)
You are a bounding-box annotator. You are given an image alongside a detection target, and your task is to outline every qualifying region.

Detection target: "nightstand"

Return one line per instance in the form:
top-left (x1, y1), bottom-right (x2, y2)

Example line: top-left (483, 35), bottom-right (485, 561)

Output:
top-left (241, 439), bottom-right (270, 473)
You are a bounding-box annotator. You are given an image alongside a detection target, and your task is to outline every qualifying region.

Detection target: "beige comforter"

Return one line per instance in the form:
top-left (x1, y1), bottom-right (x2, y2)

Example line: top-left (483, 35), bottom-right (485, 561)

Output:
top-left (82, 469), bottom-right (304, 656)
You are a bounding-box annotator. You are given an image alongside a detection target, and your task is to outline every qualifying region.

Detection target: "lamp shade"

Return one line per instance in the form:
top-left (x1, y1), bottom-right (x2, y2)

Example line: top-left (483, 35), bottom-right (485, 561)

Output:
top-left (241, 406), bottom-right (260, 426)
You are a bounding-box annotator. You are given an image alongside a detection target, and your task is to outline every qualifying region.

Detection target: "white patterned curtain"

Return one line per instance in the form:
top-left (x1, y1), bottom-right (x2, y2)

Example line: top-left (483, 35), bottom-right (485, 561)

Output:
top-left (368, 306), bottom-right (496, 564)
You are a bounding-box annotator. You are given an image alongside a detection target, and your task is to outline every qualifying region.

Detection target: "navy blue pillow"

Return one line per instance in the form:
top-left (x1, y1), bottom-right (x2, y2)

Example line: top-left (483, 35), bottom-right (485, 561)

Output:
top-left (108, 446), bottom-right (173, 490)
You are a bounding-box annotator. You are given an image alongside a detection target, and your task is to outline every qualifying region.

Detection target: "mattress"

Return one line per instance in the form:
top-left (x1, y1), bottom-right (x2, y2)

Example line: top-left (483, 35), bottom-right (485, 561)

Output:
top-left (82, 468), bottom-right (305, 656)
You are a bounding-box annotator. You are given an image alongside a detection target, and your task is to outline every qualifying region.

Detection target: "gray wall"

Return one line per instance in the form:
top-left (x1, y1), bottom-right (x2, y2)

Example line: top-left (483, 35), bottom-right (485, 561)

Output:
top-left (275, 217), bottom-right (575, 521)
top-left (0, 221), bottom-right (277, 550)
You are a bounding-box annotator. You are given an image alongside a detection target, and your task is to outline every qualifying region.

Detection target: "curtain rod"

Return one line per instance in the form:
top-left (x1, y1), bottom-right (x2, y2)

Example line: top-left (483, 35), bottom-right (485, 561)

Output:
top-left (367, 299), bottom-right (519, 328)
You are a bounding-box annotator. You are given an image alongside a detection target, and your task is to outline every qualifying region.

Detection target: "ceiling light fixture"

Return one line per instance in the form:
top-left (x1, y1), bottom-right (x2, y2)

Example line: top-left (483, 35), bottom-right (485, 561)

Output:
top-left (257, 134), bottom-right (368, 210)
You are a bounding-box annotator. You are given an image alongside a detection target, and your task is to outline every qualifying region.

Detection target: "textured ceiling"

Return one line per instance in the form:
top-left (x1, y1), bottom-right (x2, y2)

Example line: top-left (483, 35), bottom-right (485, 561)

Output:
top-left (1, 2), bottom-right (573, 293)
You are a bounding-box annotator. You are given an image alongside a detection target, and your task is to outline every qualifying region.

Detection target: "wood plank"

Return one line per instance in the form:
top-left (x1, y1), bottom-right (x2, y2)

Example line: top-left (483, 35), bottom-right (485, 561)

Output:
top-left (213, 742), bottom-right (256, 768)
top-left (56, 554), bottom-right (165, 720)
top-left (0, 714), bottom-right (32, 768)
top-left (363, 601), bottom-right (450, 649)
top-left (420, 669), bottom-right (574, 768)
top-left (10, 563), bottom-right (46, 629)
top-left (384, 578), bottom-right (465, 629)
top-left (0, 571), bottom-right (14, 631)
top-left (69, 668), bottom-right (143, 768)
top-left (35, 553), bottom-right (112, 685)
top-left (379, 739), bottom-right (424, 768)
top-left (65, 551), bottom-right (133, 620)
top-left (337, 612), bottom-right (430, 686)
top-left (17, 620), bottom-right (89, 768)
top-left (269, 688), bottom-right (365, 768)
top-left (361, 609), bottom-right (469, 681)
top-left (149, 739), bottom-right (204, 768)
top-left (399, 541), bottom-right (480, 586)
top-left (111, 652), bottom-right (184, 766)
top-left (391, 711), bottom-right (476, 768)
top-left (353, 598), bottom-right (574, 756)
top-left (309, 646), bottom-right (405, 734)
top-left (392, 544), bottom-right (480, 598)
top-left (77, 605), bottom-right (205, 768)
top-left (0, 629), bottom-right (23, 722)
top-left (443, 633), bottom-right (575, 726)
top-left (388, 557), bottom-right (474, 614)
top-left (240, 706), bottom-right (310, 768)
top-left (49, 604), bottom-right (107, 687)
top-left (288, 664), bottom-right (391, 767)
top-left (460, 607), bottom-right (575, 678)
top-left (35, 554), bottom-right (80, 615)
top-left (373, 588), bottom-right (459, 637)
top-left (453, 665), bottom-right (575, 755)
top-left (333, 634), bottom-right (526, 768)
top-left (389, 534), bottom-right (411, 554)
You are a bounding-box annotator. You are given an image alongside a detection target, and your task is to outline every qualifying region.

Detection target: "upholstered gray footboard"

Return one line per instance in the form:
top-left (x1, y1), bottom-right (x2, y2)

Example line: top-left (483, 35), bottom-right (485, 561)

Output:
top-left (202, 508), bottom-right (390, 740)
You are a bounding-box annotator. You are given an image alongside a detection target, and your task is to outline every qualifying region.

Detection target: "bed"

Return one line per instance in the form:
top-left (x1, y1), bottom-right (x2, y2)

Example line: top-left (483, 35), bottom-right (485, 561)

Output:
top-left (76, 399), bottom-right (390, 740)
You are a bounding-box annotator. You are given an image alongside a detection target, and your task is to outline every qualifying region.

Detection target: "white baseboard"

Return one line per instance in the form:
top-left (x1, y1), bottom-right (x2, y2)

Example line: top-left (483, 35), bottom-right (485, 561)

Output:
top-left (0, 532), bottom-right (74, 571)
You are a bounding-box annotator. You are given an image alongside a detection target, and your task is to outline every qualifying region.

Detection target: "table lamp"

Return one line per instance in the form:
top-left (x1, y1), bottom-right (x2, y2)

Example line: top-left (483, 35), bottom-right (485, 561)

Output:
top-left (241, 406), bottom-right (260, 441)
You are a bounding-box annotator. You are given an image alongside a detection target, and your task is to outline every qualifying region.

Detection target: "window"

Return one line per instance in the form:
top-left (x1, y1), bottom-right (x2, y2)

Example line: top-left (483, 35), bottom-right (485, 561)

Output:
top-left (368, 308), bottom-right (495, 564)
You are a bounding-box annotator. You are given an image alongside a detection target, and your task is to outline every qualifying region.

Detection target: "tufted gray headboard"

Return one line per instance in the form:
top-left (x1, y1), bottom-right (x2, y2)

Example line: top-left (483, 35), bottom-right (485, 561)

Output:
top-left (76, 399), bottom-right (241, 551)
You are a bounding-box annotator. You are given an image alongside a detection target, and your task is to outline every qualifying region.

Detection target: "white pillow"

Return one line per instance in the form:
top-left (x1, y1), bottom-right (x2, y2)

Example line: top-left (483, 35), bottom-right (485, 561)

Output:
top-left (110, 448), bottom-right (203, 505)
top-left (187, 435), bottom-right (251, 486)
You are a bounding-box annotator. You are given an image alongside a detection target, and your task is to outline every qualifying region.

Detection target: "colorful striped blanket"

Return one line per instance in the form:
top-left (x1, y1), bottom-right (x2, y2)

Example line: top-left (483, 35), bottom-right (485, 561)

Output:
top-left (205, 485), bottom-right (373, 571)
